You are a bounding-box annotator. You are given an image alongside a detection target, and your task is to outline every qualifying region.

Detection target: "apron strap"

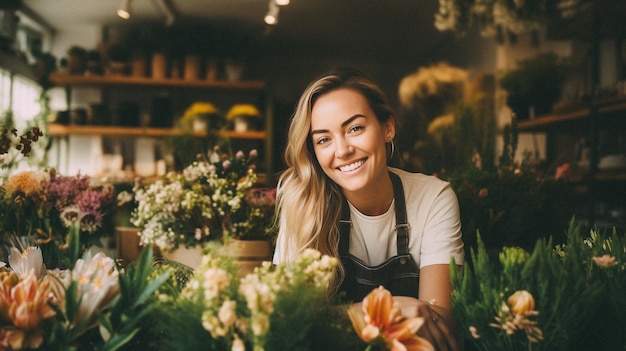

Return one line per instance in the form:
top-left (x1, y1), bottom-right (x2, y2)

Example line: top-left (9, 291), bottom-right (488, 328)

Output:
top-left (390, 172), bottom-right (410, 255)
top-left (339, 171), bottom-right (410, 256)
top-left (339, 197), bottom-right (351, 255)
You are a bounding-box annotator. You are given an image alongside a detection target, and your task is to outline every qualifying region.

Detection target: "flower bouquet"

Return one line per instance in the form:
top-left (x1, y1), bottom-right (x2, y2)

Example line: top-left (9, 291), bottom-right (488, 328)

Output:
top-left (0, 245), bottom-right (170, 350)
top-left (131, 148), bottom-right (276, 253)
top-left (1, 168), bottom-right (116, 268)
top-left (451, 219), bottom-right (626, 351)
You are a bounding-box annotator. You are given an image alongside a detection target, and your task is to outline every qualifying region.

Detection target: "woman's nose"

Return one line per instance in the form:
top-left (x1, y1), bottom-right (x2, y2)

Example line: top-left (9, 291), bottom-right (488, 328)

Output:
top-left (335, 138), bottom-right (354, 158)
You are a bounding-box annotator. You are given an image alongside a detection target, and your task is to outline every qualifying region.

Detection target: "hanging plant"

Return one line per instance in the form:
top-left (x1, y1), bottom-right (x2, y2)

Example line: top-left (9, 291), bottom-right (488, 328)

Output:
top-left (434, 0), bottom-right (591, 43)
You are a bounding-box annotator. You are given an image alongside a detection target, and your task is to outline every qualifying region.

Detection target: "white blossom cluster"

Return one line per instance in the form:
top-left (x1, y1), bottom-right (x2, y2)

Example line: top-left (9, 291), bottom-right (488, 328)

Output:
top-left (131, 154), bottom-right (258, 252)
top-left (182, 246), bottom-right (338, 351)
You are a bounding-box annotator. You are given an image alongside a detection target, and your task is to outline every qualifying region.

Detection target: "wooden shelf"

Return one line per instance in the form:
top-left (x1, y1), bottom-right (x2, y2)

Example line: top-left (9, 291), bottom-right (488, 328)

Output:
top-left (517, 97), bottom-right (626, 132)
top-left (47, 124), bottom-right (267, 139)
top-left (48, 73), bottom-right (266, 90)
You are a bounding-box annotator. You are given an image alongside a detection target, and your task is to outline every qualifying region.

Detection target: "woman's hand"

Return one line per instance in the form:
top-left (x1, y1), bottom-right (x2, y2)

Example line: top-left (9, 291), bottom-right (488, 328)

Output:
top-left (393, 296), bottom-right (462, 351)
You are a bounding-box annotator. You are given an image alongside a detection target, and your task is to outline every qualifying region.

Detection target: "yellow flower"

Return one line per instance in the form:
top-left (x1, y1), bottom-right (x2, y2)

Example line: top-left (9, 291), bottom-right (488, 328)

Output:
top-left (507, 290), bottom-right (535, 316)
top-left (348, 286), bottom-right (434, 351)
top-left (182, 102), bottom-right (219, 121)
top-left (3, 170), bottom-right (48, 198)
top-left (226, 104), bottom-right (261, 120)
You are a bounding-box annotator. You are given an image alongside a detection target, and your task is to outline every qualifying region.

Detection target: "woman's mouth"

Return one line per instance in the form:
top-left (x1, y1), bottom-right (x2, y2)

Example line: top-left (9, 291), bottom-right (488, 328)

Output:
top-left (338, 159), bottom-right (365, 172)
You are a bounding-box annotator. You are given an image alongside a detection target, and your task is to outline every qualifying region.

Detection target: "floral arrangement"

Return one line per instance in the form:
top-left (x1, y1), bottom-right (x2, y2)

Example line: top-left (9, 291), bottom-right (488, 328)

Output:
top-left (0, 245), bottom-right (169, 350)
top-left (1, 168), bottom-right (116, 268)
top-left (451, 220), bottom-right (626, 350)
top-left (131, 148), bottom-right (276, 252)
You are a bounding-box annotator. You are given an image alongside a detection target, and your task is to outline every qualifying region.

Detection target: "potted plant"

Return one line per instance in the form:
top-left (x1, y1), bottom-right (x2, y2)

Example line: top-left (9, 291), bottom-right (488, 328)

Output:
top-left (500, 52), bottom-right (571, 119)
top-left (226, 104), bottom-right (262, 132)
top-left (66, 45), bottom-right (87, 75)
top-left (130, 148), bottom-right (276, 268)
top-left (105, 42), bottom-right (130, 76)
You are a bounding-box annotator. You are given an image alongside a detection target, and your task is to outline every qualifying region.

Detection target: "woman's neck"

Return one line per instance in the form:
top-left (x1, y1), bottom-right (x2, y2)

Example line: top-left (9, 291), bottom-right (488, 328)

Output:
top-left (343, 172), bottom-right (394, 216)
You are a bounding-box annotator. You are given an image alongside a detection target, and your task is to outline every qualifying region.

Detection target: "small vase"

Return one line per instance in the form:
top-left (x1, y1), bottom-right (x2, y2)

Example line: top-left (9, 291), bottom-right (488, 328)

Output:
top-left (226, 239), bottom-right (272, 276)
top-left (184, 54), bottom-right (201, 80)
top-left (151, 52), bottom-right (168, 79)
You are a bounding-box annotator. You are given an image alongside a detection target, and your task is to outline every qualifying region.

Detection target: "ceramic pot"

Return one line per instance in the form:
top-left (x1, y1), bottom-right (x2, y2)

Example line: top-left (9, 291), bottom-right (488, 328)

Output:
top-left (161, 244), bottom-right (204, 269)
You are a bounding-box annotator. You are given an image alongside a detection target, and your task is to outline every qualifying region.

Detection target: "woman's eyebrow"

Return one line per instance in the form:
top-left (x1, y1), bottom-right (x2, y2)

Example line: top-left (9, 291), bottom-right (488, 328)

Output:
top-left (311, 114), bottom-right (366, 135)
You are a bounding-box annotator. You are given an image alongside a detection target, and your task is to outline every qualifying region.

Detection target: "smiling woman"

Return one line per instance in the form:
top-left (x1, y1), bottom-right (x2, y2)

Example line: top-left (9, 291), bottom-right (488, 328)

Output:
top-left (273, 67), bottom-right (465, 351)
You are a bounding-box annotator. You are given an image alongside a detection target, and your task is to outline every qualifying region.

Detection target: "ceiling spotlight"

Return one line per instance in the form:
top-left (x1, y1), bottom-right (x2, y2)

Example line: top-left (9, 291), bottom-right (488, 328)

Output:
top-left (264, 1), bottom-right (279, 25)
top-left (275, 0), bottom-right (290, 5)
top-left (117, 0), bottom-right (131, 19)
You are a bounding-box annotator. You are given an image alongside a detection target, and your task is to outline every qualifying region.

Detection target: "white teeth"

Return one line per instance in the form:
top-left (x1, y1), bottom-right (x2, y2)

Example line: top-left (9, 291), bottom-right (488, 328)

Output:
top-left (339, 160), bottom-right (364, 172)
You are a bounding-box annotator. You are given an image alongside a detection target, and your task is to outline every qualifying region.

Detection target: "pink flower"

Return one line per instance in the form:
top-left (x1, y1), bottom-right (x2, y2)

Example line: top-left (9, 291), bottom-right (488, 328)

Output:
top-left (555, 163), bottom-right (571, 180)
top-left (592, 254), bottom-right (617, 268)
top-left (348, 286), bottom-right (434, 351)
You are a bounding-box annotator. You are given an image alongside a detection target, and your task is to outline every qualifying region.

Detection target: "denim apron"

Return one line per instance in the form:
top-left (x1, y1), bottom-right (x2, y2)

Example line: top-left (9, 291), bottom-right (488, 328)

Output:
top-left (338, 172), bottom-right (420, 302)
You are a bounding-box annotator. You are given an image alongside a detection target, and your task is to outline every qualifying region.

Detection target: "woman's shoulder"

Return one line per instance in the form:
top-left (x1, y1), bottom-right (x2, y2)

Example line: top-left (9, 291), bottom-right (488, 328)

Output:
top-left (388, 167), bottom-right (449, 186)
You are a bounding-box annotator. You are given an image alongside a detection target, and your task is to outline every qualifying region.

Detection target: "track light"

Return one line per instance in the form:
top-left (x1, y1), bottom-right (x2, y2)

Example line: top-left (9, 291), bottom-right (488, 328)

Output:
top-left (275, 0), bottom-right (290, 5)
top-left (117, 0), bottom-right (131, 20)
top-left (264, 1), bottom-right (279, 25)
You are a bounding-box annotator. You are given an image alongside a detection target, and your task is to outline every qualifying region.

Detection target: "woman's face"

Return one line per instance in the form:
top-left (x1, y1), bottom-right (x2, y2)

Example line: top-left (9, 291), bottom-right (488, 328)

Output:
top-left (310, 88), bottom-right (394, 194)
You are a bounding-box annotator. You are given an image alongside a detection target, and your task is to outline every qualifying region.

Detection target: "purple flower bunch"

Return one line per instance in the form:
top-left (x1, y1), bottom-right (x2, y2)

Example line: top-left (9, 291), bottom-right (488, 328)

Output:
top-left (45, 169), bottom-right (115, 234)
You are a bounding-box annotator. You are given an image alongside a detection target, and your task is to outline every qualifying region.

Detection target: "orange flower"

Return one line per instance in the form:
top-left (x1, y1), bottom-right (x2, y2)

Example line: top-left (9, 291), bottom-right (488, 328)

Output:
top-left (507, 290), bottom-right (535, 316)
top-left (348, 286), bottom-right (434, 351)
top-left (8, 272), bottom-right (56, 330)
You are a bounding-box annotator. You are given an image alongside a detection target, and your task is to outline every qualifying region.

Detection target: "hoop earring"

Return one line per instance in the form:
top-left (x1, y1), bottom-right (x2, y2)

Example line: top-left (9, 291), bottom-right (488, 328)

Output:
top-left (387, 139), bottom-right (395, 160)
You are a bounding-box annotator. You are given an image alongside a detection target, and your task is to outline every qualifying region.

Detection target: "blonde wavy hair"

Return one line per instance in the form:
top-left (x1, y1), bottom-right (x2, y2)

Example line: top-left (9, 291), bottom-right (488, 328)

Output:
top-left (275, 67), bottom-right (396, 289)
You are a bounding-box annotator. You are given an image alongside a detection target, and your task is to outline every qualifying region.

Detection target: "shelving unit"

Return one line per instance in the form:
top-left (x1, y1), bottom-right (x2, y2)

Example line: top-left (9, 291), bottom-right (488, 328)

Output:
top-left (47, 73), bottom-right (274, 180)
top-left (518, 97), bottom-right (626, 231)
top-left (47, 124), bottom-right (267, 139)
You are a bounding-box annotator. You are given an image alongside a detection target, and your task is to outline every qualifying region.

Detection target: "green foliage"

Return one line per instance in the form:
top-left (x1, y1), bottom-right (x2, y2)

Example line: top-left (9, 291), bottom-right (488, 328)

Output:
top-left (451, 220), bottom-right (626, 351)
top-left (500, 52), bottom-right (572, 118)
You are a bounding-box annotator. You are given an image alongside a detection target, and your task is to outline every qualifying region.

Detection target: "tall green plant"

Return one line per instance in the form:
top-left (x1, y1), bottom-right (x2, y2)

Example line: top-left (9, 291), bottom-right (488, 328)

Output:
top-left (451, 220), bottom-right (626, 351)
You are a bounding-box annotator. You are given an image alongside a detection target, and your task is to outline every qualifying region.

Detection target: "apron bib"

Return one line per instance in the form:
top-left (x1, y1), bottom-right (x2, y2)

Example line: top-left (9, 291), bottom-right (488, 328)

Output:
top-left (338, 172), bottom-right (420, 302)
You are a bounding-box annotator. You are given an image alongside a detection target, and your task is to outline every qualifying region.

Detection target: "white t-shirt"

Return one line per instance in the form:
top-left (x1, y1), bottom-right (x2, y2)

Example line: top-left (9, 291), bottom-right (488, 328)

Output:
top-left (273, 167), bottom-right (465, 268)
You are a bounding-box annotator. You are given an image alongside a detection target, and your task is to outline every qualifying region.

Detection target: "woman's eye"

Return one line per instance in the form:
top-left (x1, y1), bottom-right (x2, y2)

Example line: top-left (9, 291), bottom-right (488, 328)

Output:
top-left (316, 136), bottom-right (330, 145)
top-left (348, 125), bottom-right (364, 133)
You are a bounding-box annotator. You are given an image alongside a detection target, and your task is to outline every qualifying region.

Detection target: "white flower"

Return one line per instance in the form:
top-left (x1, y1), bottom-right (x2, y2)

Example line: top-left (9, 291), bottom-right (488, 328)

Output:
top-left (219, 300), bottom-right (238, 327)
top-left (8, 246), bottom-right (47, 280)
top-left (69, 251), bottom-right (120, 325)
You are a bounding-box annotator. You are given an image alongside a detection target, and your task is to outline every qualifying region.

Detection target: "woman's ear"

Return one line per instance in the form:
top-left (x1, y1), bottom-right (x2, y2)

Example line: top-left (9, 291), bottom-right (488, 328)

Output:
top-left (385, 117), bottom-right (396, 141)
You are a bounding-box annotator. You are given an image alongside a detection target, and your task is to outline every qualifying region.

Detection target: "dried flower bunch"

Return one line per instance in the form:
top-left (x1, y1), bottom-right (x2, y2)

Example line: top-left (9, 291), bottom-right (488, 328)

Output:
top-left (131, 148), bottom-right (276, 252)
top-left (0, 127), bottom-right (44, 168)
